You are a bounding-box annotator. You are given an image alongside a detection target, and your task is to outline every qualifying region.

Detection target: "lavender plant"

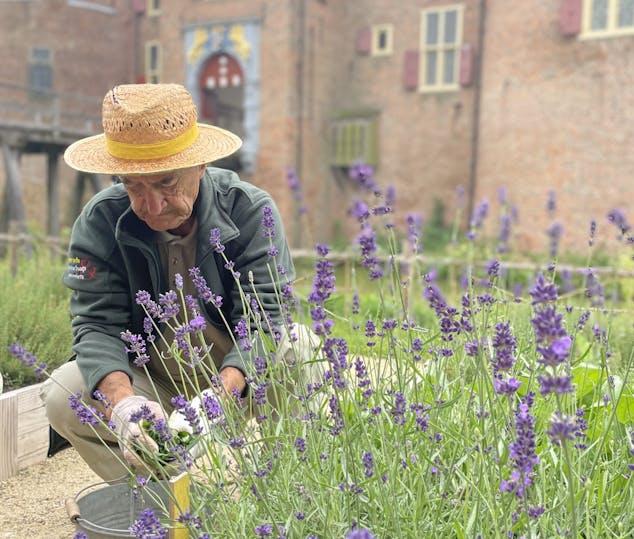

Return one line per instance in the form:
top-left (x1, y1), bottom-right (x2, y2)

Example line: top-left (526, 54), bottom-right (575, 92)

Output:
top-left (8, 177), bottom-right (634, 538)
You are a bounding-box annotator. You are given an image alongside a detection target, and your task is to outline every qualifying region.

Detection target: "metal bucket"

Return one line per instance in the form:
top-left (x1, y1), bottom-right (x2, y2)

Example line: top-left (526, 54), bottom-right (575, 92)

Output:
top-left (67, 480), bottom-right (171, 539)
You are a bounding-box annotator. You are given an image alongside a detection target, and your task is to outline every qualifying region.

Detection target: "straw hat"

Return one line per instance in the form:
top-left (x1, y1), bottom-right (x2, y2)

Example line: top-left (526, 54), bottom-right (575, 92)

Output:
top-left (64, 83), bottom-right (242, 175)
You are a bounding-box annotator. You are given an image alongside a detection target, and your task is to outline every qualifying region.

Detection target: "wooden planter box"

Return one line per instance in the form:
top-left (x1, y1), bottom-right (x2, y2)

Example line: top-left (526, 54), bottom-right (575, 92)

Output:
top-left (0, 383), bottom-right (49, 481)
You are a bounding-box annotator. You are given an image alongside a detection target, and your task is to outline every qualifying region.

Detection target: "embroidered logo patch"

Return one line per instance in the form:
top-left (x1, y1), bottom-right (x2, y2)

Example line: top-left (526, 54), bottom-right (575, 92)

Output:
top-left (66, 257), bottom-right (97, 280)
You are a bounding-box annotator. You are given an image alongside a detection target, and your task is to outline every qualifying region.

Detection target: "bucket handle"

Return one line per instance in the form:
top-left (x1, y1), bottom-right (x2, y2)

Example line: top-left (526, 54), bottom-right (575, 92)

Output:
top-left (65, 475), bottom-right (129, 523)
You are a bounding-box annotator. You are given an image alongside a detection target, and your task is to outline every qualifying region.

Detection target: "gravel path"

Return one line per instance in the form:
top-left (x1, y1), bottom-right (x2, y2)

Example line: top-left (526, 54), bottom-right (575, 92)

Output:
top-left (0, 447), bottom-right (101, 539)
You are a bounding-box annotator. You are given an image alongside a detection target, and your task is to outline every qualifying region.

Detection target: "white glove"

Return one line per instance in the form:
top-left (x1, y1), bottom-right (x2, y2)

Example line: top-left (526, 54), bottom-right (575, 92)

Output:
top-left (167, 389), bottom-right (224, 460)
top-left (112, 396), bottom-right (165, 470)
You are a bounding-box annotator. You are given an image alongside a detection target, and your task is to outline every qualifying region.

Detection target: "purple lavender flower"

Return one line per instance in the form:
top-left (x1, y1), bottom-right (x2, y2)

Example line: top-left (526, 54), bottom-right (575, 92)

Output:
top-left (348, 162), bottom-right (376, 192)
top-left (308, 244), bottom-right (336, 335)
top-left (547, 190), bottom-right (556, 216)
top-left (465, 340), bottom-right (479, 357)
top-left (130, 404), bottom-right (160, 424)
top-left (607, 208), bottom-right (631, 236)
top-left (497, 213), bottom-right (512, 253)
top-left (295, 437), bottom-right (306, 454)
top-left (254, 523), bottom-right (273, 537)
top-left (531, 305), bottom-right (567, 346)
top-left (201, 391), bottom-right (223, 421)
top-left (500, 393), bottom-right (539, 498)
top-left (529, 273), bottom-right (559, 305)
top-left (350, 198), bottom-right (370, 223)
top-left (121, 330), bottom-right (150, 367)
top-left (391, 392), bottom-right (407, 426)
top-left (129, 508), bottom-right (167, 539)
top-left (498, 186), bottom-right (507, 205)
top-left (327, 394), bottom-right (344, 436)
top-left (356, 223), bottom-right (383, 280)
top-left (584, 268), bottom-right (605, 307)
top-left (174, 273), bottom-right (183, 290)
top-left (577, 310), bottom-right (591, 330)
top-left (539, 374), bottom-right (573, 396)
top-left (423, 283), bottom-right (449, 317)
top-left (486, 259), bottom-right (500, 279)
top-left (546, 222), bottom-right (563, 258)
top-left (492, 322), bottom-right (516, 374)
top-left (209, 227), bottom-right (225, 253)
top-left (406, 212), bottom-right (424, 254)
top-left (262, 205), bottom-right (276, 239)
top-left (540, 335), bottom-right (572, 366)
top-left (574, 408), bottom-right (588, 449)
top-left (493, 377), bottom-right (522, 395)
top-left (136, 290), bottom-right (163, 319)
top-left (589, 219), bottom-right (597, 246)
top-left (286, 167), bottom-right (307, 214)
top-left (7, 343), bottom-right (47, 374)
top-left (468, 198), bottom-right (489, 239)
top-left (157, 290), bottom-right (179, 321)
top-left (171, 395), bottom-right (203, 435)
top-left (69, 392), bottom-right (102, 425)
top-left (547, 412), bottom-right (578, 445)
top-left (362, 451), bottom-right (374, 478)
top-left (189, 267), bottom-right (223, 308)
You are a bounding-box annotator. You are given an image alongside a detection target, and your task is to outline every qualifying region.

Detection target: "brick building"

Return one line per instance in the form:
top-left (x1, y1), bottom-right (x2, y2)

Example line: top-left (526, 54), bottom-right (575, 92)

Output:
top-left (1, 0), bottom-right (632, 255)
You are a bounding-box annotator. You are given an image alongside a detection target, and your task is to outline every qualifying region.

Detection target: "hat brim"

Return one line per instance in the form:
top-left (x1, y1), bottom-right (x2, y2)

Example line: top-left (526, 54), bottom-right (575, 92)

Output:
top-left (63, 124), bottom-right (242, 175)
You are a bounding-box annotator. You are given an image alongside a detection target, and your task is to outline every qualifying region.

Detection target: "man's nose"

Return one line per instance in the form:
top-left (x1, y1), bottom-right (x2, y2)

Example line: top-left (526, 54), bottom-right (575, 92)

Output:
top-left (143, 189), bottom-right (166, 215)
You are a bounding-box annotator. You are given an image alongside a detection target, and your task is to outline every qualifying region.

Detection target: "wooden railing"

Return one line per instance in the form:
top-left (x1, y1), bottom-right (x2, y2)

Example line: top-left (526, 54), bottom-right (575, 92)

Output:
top-left (0, 80), bottom-right (101, 139)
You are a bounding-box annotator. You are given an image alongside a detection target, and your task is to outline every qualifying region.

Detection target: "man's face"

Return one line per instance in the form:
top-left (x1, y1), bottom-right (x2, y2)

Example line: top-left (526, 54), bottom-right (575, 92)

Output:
top-left (119, 165), bottom-right (205, 234)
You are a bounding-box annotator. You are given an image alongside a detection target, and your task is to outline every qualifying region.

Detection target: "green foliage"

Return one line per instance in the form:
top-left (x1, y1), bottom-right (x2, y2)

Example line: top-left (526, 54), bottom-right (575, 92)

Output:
top-left (7, 181), bottom-right (634, 537)
top-left (0, 250), bottom-right (72, 390)
top-left (423, 197), bottom-right (453, 253)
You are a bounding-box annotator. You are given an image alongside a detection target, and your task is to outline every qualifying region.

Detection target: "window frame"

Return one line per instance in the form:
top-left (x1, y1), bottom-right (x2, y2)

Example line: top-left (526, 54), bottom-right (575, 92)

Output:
top-left (419, 4), bottom-right (464, 93)
top-left (371, 24), bottom-right (394, 57)
top-left (581, 0), bottom-right (634, 38)
top-left (144, 41), bottom-right (162, 84)
top-left (29, 47), bottom-right (53, 94)
top-left (330, 112), bottom-right (379, 168)
top-left (147, 0), bottom-right (160, 16)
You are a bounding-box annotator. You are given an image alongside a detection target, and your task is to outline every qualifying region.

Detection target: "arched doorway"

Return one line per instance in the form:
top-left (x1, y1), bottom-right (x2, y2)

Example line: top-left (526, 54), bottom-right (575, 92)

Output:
top-left (198, 52), bottom-right (245, 140)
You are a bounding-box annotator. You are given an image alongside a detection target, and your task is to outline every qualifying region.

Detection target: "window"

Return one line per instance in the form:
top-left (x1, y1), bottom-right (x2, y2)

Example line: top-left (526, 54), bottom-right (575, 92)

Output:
top-left (371, 24), bottom-right (393, 56)
top-left (145, 41), bottom-right (161, 83)
top-left (30, 47), bottom-right (52, 93)
top-left (331, 113), bottom-right (378, 167)
top-left (419, 5), bottom-right (463, 92)
top-left (66, 0), bottom-right (117, 14)
top-left (582, 0), bottom-right (634, 37)
top-left (147, 0), bottom-right (159, 16)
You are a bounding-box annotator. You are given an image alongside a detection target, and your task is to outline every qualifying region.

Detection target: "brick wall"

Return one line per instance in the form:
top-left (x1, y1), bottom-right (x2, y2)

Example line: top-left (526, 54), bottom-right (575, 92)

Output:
top-left (477, 1), bottom-right (634, 254)
top-left (2, 0), bottom-right (633, 257)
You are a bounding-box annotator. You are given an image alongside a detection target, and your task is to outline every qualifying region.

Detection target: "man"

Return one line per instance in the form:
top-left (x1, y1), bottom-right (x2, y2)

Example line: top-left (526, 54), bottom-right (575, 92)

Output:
top-left (41, 83), bottom-right (316, 481)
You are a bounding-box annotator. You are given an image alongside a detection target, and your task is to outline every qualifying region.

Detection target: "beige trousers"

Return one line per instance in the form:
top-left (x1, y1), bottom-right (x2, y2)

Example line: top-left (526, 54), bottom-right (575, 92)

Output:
top-left (40, 323), bottom-right (323, 482)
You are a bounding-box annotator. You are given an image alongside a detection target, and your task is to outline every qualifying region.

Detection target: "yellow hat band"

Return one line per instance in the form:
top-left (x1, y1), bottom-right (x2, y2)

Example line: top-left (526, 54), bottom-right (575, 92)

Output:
top-left (105, 124), bottom-right (199, 160)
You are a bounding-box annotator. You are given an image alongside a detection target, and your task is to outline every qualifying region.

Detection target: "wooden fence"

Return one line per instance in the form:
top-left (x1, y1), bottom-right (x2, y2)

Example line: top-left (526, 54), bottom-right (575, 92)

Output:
top-left (0, 383), bottom-right (49, 481)
top-left (2, 232), bottom-right (634, 281)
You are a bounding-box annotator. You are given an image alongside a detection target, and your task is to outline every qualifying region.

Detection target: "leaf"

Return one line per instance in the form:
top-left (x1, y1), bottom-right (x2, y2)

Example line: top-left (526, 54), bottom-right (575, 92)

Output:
top-left (615, 392), bottom-right (634, 425)
top-left (572, 362), bottom-right (605, 399)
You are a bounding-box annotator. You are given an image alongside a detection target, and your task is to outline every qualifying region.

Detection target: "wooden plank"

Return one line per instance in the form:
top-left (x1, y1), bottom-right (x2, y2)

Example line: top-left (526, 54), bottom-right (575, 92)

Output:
top-left (15, 383), bottom-right (44, 412)
top-left (17, 430), bottom-right (48, 469)
top-left (16, 384), bottom-right (49, 469)
top-left (0, 392), bottom-right (18, 481)
top-left (0, 384), bottom-right (50, 479)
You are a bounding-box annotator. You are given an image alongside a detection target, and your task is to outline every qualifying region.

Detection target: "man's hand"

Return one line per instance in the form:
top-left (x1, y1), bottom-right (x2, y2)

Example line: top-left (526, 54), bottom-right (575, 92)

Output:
top-left (219, 366), bottom-right (246, 397)
top-left (111, 395), bottom-right (165, 471)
